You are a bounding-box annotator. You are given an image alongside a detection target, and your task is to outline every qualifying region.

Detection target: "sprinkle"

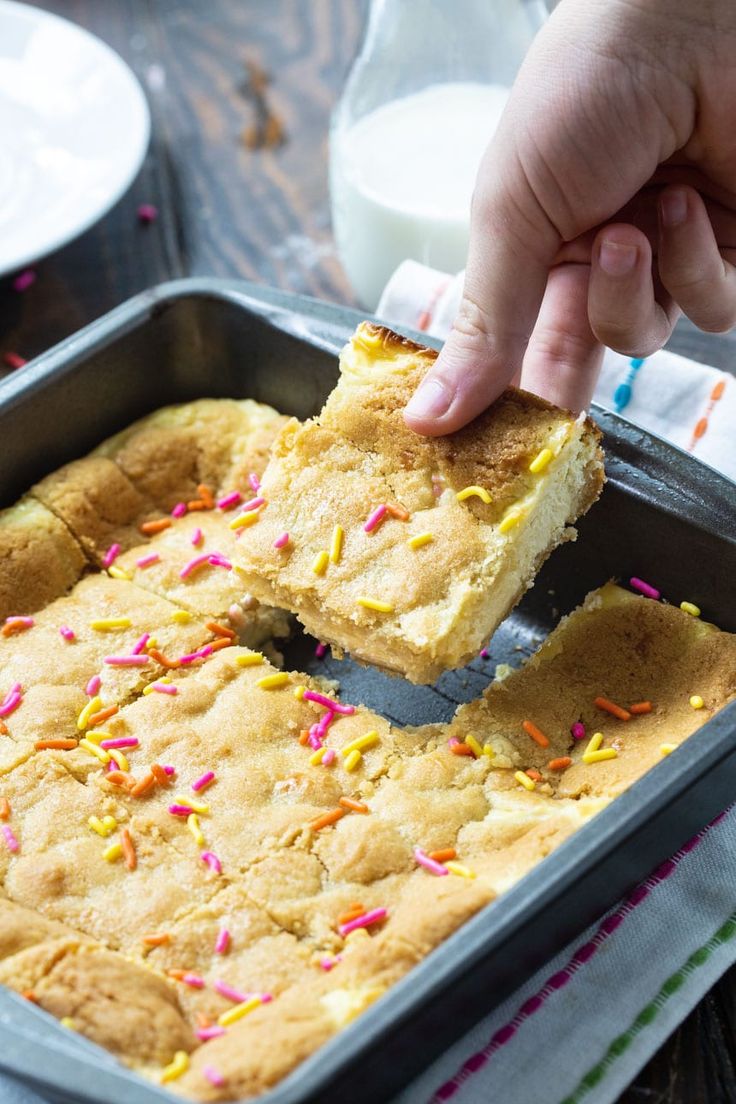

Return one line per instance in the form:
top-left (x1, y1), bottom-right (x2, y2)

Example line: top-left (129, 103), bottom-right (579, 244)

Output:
top-left (256, 672), bottom-right (290, 690)
top-left (137, 203), bottom-right (158, 223)
top-left (446, 862), bottom-right (476, 879)
top-left (322, 748), bottom-right (336, 766)
top-left (2, 825), bottom-right (19, 852)
top-left (34, 738), bottom-right (77, 750)
top-left (192, 770), bottom-right (215, 792)
top-left (310, 808), bottom-right (346, 832)
top-left (191, 527), bottom-right (203, 547)
top-left (456, 486), bottom-right (492, 504)
top-left (79, 739), bottom-right (111, 764)
top-left (386, 503), bottom-right (410, 521)
top-left (235, 652), bottom-right (265, 667)
top-left (208, 553), bottom-right (232, 570)
top-left (105, 771), bottom-right (134, 789)
top-left (90, 617), bottom-right (131, 632)
top-left (529, 447), bottom-right (553, 474)
top-left (343, 750), bottom-right (362, 772)
top-left (408, 532), bottom-right (433, 550)
top-left (151, 763), bottom-right (173, 785)
top-left (690, 695), bottom-right (704, 710)
top-left (160, 1051), bottom-right (189, 1084)
top-left (660, 743), bottom-right (677, 756)
top-left (341, 731), bottom-right (379, 756)
top-left (294, 686), bottom-right (306, 701)
top-left (171, 502), bottom-right (187, 519)
top-left (142, 932), bottom-right (170, 946)
top-left (0, 798), bottom-right (9, 820)
top-left (315, 642), bottom-right (327, 659)
top-left (168, 804), bottom-right (194, 817)
top-left (218, 997), bottom-right (262, 1026)
top-left (248, 472), bottom-right (261, 492)
top-left (197, 484), bottom-right (215, 509)
top-left (88, 816), bottom-right (115, 837)
top-left (86, 675), bottom-right (102, 697)
top-left (103, 841), bottom-right (122, 862)
top-left (274, 531), bottom-right (290, 549)
top-left (414, 847), bottom-right (448, 876)
top-left (594, 696), bottom-right (631, 721)
top-left (570, 721), bottom-right (586, 741)
top-left (217, 491), bottom-right (243, 511)
top-left (0, 691), bottom-right (21, 718)
top-left (149, 648), bottom-right (181, 670)
top-left (59, 625), bottom-right (76, 642)
top-left (104, 654), bottom-right (150, 667)
top-left (131, 632), bottom-right (150, 655)
top-left (229, 511), bottom-right (259, 530)
top-left (427, 848), bottom-right (456, 863)
top-left (203, 1066), bottom-right (226, 1088)
top-left (107, 565), bottom-right (132, 580)
top-left (201, 851), bottom-right (222, 874)
top-left (120, 828), bottom-right (136, 870)
top-left (526, 768), bottom-right (543, 782)
top-left (320, 956), bottom-right (338, 971)
top-left (548, 756), bottom-right (572, 771)
top-left (2, 616), bottom-right (34, 636)
top-left (337, 905), bottom-right (367, 926)
top-left (465, 734), bottom-right (483, 758)
top-left (515, 771), bottom-right (536, 791)
top-left (582, 748), bottom-right (618, 764)
top-left (499, 509), bottom-right (524, 533)
top-left (102, 543), bottom-right (121, 568)
top-left (2, 352), bottom-right (27, 369)
top-left (12, 269), bottom-right (36, 292)
top-left (214, 980), bottom-right (250, 1003)
top-left (302, 690), bottom-right (355, 715)
top-left (680, 601), bottom-right (701, 617)
top-left (182, 973), bottom-right (205, 989)
top-left (309, 747), bottom-right (327, 766)
top-left (179, 552), bottom-right (212, 578)
top-left (312, 550), bottom-right (329, 575)
top-left (177, 645), bottom-right (213, 665)
top-left (584, 732), bottom-right (603, 755)
top-left (629, 701), bottom-right (652, 715)
top-left (449, 738), bottom-right (474, 757)
top-left (176, 794), bottom-right (209, 814)
top-left (107, 748), bottom-right (129, 771)
top-left (151, 681), bottom-right (178, 695)
top-left (339, 797), bottom-right (369, 814)
top-left (364, 504), bottom-right (387, 532)
top-left (338, 907), bottom-right (388, 937)
top-left (196, 1026), bottom-right (226, 1041)
top-left (215, 929), bottom-right (231, 954)
top-left (130, 773), bottom-right (156, 797)
top-left (522, 720), bottom-right (549, 748)
top-left (356, 597), bottom-right (393, 613)
top-left (136, 552), bottom-right (161, 570)
top-left (629, 576), bottom-right (660, 600)
top-left (330, 524), bottom-right (344, 563)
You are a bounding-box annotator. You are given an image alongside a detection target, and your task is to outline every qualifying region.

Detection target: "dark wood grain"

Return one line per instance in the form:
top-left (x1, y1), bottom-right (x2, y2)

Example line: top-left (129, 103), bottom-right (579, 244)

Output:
top-left (1, 3), bottom-right (736, 1102)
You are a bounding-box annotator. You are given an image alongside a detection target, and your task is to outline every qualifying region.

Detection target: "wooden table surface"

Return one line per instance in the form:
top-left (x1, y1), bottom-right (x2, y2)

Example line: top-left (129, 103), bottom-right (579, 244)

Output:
top-left (2, 3), bottom-right (736, 1102)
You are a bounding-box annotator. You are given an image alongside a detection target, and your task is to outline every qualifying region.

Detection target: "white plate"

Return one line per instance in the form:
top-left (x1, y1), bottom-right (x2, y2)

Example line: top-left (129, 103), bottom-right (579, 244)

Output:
top-left (0, 0), bottom-right (150, 278)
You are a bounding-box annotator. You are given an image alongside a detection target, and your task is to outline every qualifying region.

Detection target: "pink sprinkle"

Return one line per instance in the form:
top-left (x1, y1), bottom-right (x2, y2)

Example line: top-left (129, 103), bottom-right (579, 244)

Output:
top-left (240, 495), bottom-right (265, 513)
top-left (480, 647), bottom-right (490, 659)
top-left (307, 726), bottom-right (323, 751)
top-left (338, 907), bottom-right (388, 938)
top-left (364, 504), bottom-right (387, 533)
top-left (100, 737), bottom-right (139, 749)
top-left (630, 576), bottom-right (660, 600)
top-left (171, 502), bottom-right (187, 519)
top-left (302, 690), bottom-right (355, 716)
top-left (178, 645), bottom-right (213, 665)
top-left (215, 928), bottom-right (230, 955)
top-left (201, 851), bottom-right (223, 874)
top-left (203, 1066), bottom-right (226, 1088)
top-left (217, 491), bottom-right (242, 511)
top-left (152, 682), bottom-right (178, 695)
top-left (182, 973), bottom-right (206, 989)
top-left (320, 956), bottom-right (337, 971)
top-left (191, 527), bottom-right (203, 547)
top-left (1, 825), bottom-right (18, 852)
top-left (197, 1026), bottom-right (226, 1041)
top-left (192, 770), bottom-right (215, 792)
top-left (273, 532), bottom-right (290, 549)
top-left (571, 721), bottom-right (586, 741)
top-left (131, 632), bottom-right (150, 655)
top-left (315, 710), bottom-right (335, 738)
top-left (102, 543), bottom-right (121, 568)
top-left (137, 203), bottom-right (158, 224)
top-left (0, 692), bottom-right (22, 718)
top-left (208, 554), bottom-right (232, 570)
top-left (322, 748), bottom-right (336, 766)
top-left (214, 980), bottom-right (250, 1003)
top-left (315, 642), bottom-right (327, 658)
top-left (414, 847), bottom-right (448, 876)
top-left (260, 993), bottom-right (273, 1004)
top-left (12, 269), bottom-right (36, 292)
top-left (59, 626), bottom-right (76, 642)
top-left (162, 765), bottom-right (176, 776)
top-left (104, 654), bottom-right (150, 667)
top-left (136, 552), bottom-right (160, 568)
top-left (86, 675), bottom-right (102, 697)
top-left (248, 472), bottom-right (261, 492)
top-left (179, 552), bottom-right (212, 579)
top-left (447, 737), bottom-right (461, 749)
top-left (168, 804), bottom-right (194, 817)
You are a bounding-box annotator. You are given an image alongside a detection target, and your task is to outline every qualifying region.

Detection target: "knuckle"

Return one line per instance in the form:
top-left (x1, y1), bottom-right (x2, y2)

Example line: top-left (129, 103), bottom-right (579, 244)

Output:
top-left (529, 325), bottom-right (596, 372)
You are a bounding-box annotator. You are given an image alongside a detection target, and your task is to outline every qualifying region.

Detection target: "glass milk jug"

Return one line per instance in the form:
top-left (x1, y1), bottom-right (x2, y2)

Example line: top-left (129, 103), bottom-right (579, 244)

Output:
top-left (330, 0), bottom-right (546, 309)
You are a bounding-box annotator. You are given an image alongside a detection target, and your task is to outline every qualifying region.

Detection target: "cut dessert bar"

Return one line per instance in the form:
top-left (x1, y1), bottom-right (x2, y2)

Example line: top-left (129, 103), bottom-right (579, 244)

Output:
top-left (234, 322), bottom-right (605, 682)
top-left (0, 498), bottom-right (86, 620)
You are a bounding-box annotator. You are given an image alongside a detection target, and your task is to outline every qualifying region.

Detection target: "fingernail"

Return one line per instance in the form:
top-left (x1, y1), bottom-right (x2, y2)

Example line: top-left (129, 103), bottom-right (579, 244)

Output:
top-left (660, 189), bottom-right (687, 227)
top-left (405, 377), bottom-right (453, 421)
top-left (599, 240), bottom-right (638, 277)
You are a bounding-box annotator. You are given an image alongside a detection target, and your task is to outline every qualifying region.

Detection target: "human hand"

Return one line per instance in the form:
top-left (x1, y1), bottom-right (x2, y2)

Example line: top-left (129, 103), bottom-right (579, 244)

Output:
top-left (404, 0), bottom-right (736, 433)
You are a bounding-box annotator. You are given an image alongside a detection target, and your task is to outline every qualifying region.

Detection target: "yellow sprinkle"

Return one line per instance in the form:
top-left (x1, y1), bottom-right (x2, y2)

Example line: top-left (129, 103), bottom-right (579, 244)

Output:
top-left (582, 748), bottom-right (618, 764)
top-left (482, 744), bottom-right (495, 758)
top-left (146, 636), bottom-right (158, 650)
top-left (660, 743), bottom-right (677, 756)
top-left (680, 601), bottom-right (701, 618)
top-left (235, 652), bottom-right (265, 668)
top-left (465, 734), bottom-right (483, 758)
top-left (107, 748), bottom-right (129, 772)
top-left (103, 841), bottom-right (123, 863)
top-left (160, 1050), bottom-right (190, 1084)
top-left (59, 1017), bottom-right (76, 1030)
top-left (79, 738), bottom-right (111, 765)
top-left (294, 685), bottom-right (306, 700)
top-left (341, 731), bottom-right (380, 756)
top-left (344, 749), bottom-right (363, 772)
top-left (229, 510), bottom-right (260, 530)
top-left (143, 675), bottom-right (171, 694)
top-left (529, 448), bottom-right (553, 474)
top-left (690, 695), bottom-right (704, 710)
top-left (218, 997), bottom-right (262, 1027)
top-left (445, 861), bottom-right (476, 879)
top-left (312, 550), bottom-right (329, 576)
top-left (88, 815), bottom-right (116, 837)
top-left (584, 732), bottom-right (604, 756)
top-left (456, 485), bottom-right (492, 504)
top-left (85, 730), bottom-right (110, 744)
top-left (143, 684), bottom-right (154, 695)
top-left (515, 770), bottom-right (536, 791)
top-left (309, 747), bottom-right (327, 766)
top-left (499, 510), bottom-right (525, 534)
top-left (107, 565), bottom-right (132, 581)
top-left (171, 609), bottom-right (192, 623)
top-left (330, 524), bottom-right (344, 564)
top-left (77, 696), bottom-right (102, 731)
top-left (175, 795), bottom-right (209, 815)
top-left (187, 813), bottom-right (204, 846)
top-left (357, 597), bottom-right (394, 613)
top-left (408, 532), bottom-right (433, 550)
top-left (256, 672), bottom-right (290, 690)
top-left (89, 617), bottom-right (131, 632)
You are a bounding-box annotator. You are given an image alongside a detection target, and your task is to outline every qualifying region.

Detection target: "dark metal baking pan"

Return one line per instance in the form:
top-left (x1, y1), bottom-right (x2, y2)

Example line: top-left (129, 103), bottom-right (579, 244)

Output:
top-left (0, 278), bottom-right (735, 1104)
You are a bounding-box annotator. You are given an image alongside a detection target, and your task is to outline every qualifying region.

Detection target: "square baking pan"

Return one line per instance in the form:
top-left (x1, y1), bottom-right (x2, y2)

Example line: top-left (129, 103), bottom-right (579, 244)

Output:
top-left (0, 277), bottom-right (735, 1104)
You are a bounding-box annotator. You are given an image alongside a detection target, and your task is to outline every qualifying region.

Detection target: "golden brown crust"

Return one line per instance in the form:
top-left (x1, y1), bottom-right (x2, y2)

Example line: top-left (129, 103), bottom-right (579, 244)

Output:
top-left (0, 497), bottom-right (87, 619)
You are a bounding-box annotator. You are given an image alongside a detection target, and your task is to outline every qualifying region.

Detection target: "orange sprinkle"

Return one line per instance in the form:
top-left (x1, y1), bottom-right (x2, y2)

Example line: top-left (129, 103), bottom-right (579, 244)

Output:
top-left (309, 808), bottom-right (346, 831)
top-left (0, 798), bottom-right (10, 820)
top-left (88, 705), bottom-right (118, 726)
top-left (547, 756), bottom-right (572, 771)
top-left (339, 797), bottom-right (370, 814)
top-left (130, 772), bottom-right (156, 797)
top-left (120, 827), bottom-right (136, 871)
top-left (428, 848), bottom-right (457, 863)
top-left (150, 763), bottom-right (171, 787)
top-left (386, 503), bottom-right (410, 521)
top-left (629, 701), bottom-right (652, 715)
top-left (206, 622), bottom-right (237, 640)
top-left (526, 768), bottom-right (543, 782)
top-left (522, 720), bottom-right (550, 748)
top-left (450, 743), bottom-right (475, 756)
top-left (594, 696), bottom-right (631, 721)
top-left (196, 1011), bottom-right (213, 1029)
top-left (298, 730), bottom-right (310, 746)
top-left (712, 379), bottom-right (726, 401)
top-left (167, 969), bottom-right (187, 981)
top-left (0, 721), bottom-right (7, 736)
top-left (142, 932), bottom-right (171, 946)
top-left (34, 738), bottom-right (77, 750)
top-left (139, 518), bottom-right (172, 535)
top-left (186, 499), bottom-right (207, 511)
top-left (337, 905), bottom-right (366, 926)
top-left (106, 770), bottom-right (134, 789)
top-left (197, 484), bottom-right (215, 509)
top-left (22, 990), bottom-right (38, 1003)
top-left (209, 637), bottom-right (233, 653)
top-left (1, 619), bottom-right (33, 637)
top-left (149, 648), bottom-right (181, 670)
